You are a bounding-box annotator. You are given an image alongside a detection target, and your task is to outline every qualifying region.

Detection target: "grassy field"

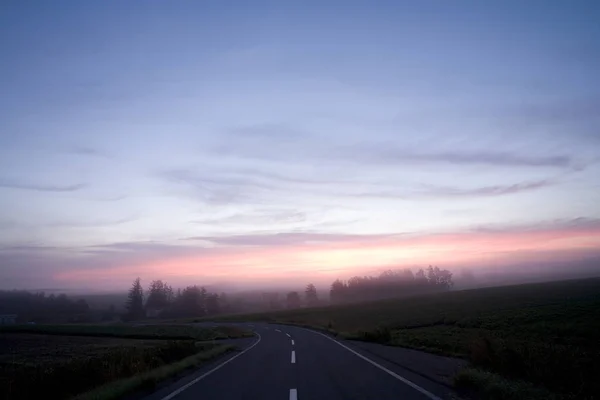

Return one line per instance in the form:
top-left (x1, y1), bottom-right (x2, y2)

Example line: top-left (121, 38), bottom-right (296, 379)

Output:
top-left (211, 278), bottom-right (600, 399)
top-left (0, 324), bottom-right (246, 400)
top-left (0, 323), bottom-right (252, 341)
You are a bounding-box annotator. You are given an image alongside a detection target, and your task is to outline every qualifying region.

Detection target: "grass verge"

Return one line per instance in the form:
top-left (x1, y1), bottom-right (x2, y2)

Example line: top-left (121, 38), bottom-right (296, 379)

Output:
top-left (72, 344), bottom-right (235, 400)
top-left (454, 368), bottom-right (560, 400)
top-left (1, 339), bottom-right (207, 400)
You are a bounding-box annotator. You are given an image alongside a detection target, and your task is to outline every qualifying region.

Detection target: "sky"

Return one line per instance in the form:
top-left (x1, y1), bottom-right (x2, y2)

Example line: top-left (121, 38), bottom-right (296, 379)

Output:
top-left (1, 1), bottom-right (599, 292)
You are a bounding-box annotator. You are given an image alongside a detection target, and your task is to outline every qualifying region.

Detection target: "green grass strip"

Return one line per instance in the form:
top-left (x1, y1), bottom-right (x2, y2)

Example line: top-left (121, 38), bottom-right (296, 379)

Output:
top-left (71, 344), bottom-right (235, 400)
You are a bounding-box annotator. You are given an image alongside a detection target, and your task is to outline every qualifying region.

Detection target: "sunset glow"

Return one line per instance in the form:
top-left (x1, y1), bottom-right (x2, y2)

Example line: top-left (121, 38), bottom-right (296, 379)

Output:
top-left (50, 220), bottom-right (600, 290)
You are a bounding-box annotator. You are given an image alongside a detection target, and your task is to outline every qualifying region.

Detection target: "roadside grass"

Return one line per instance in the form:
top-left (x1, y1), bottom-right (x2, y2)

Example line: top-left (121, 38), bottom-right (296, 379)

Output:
top-left (1, 338), bottom-right (209, 400)
top-left (0, 316), bottom-right (253, 399)
top-left (0, 323), bottom-right (252, 341)
top-left (454, 368), bottom-right (560, 400)
top-left (71, 344), bottom-right (234, 400)
top-left (207, 278), bottom-right (600, 399)
top-left (0, 321), bottom-right (246, 400)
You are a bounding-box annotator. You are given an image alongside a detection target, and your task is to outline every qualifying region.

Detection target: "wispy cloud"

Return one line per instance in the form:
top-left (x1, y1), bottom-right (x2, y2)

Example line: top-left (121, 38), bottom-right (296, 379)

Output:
top-left (68, 146), bottom-right (110, 158)
top-left (225, 123), bottom-right (306, 140)
top-left (159, 167), bottom-right (343, 206)
top-left (43, 217), bottom-right (137, 229)
top-left (160, 169), bottom-right (267, 205)
top-left (88, 195), bottom-right (128, 202)
top-left (163, 167), bottom-right (336, 188)
top-left (161, 163), bottom-right (558, 206)
top-left (86, 241), bottom-right (203, 254)
top-left (0, 178), bottom-right (87, 192)
top-left (470, 217), bottom-right (600, 235)
top-left (192, 209), bottom-right (306, 226)
top-left (353, 147), bottom-right (574, 169)
top-left (183, 232), bottom-right (402, 247)
top-left (355, 180), bottom-right (553, 199)
top-left (210, 127), bottom-right (577, 170)
top-left (420, 180), bottom-right (553, 197)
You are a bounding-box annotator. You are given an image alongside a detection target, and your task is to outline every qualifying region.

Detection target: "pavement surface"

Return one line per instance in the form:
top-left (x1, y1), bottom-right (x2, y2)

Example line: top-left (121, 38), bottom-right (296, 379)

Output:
top-left (144, 322), bottom-right (461, 400)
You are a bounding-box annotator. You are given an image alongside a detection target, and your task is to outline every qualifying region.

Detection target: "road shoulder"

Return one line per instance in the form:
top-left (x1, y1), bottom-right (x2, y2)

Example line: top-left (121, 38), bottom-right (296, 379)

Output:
top-left (129, 337), bottom-right (257, 400)
top-left (346, 339), bottom-right (467, 387)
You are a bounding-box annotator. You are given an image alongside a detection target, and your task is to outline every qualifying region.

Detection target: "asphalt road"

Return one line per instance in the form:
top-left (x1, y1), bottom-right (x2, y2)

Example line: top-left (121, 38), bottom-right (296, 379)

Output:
top-left (147, 322), bottom-right (455, 400)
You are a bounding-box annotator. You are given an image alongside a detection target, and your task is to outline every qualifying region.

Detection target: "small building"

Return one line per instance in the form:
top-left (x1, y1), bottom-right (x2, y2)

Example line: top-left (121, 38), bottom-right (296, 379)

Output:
top-left (0, 314), bottom-right (17, 325)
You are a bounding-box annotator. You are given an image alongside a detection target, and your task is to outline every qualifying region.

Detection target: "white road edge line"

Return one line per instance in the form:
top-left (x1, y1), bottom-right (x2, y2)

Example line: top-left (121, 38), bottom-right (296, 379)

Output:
top-left (291, 350), bottom-right (296, 364)
top-left (275, 329), bottom-right (282, 332)
top-left (291, 340), bottom-right (295, 345)
top-left (306, 329), bottom-right (442, 400)
top-left (286, 333), bottom-right (291, 338)
top-left (289, 388), bottom-right (298, 400)
top-left (160, 333), bottom-right (262, 400)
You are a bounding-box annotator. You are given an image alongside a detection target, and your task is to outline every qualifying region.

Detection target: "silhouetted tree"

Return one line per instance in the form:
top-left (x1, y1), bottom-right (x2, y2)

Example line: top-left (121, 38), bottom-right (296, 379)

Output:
top-left (219, 292), bottom-right (229, 313)
top-left (146, 280), bottom-right (171, 310)
top-left (0, 290), bottom-right (90, 323)
top-left (330, 279), bottom-right (348, 304)
top-left (415, 268), bottom-right (428, 287)
top-left (426, 266), bottom-right (453, 289)
top-left (175, 285), bottom-right (206, 317)
top-left (286, 291), bottom-right (301, 309)
top-left (206, 293), bottom-right (220, 315)
top-left (305, 283), bottom-right (318, 306)
top-left (125, 277), bottom-right (144, 320)
top-left (262, 292), bottom-right (281, 310)
top-left (166, 285), bottom-right (175, 303)
top-left (329, 267), bottom-right (454, 303)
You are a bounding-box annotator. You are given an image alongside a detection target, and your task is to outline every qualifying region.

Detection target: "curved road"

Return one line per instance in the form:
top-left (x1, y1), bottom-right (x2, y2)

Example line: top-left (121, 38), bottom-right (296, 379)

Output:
top-left (146, 322), bottom-right (455, 400)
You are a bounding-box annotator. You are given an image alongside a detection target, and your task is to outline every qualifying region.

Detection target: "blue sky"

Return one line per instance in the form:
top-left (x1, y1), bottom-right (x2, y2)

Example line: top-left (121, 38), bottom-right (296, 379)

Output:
top-left (1, 1), bottom-right (599, 290)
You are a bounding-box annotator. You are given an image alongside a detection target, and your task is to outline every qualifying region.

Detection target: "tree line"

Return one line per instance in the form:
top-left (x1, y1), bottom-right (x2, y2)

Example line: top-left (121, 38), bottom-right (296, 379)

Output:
top-left (0, 290), bottom-right (90, 323)
top-left (282, 283), bottom-right (319, 310)
top-left (329, 266), bottom-right (453, 304)
top-left (1, 266), bottom-right (454, 322)
top-left (124, 278), bottom-right (233, 320)
top-left (279, 266), bottom-right (453, 309)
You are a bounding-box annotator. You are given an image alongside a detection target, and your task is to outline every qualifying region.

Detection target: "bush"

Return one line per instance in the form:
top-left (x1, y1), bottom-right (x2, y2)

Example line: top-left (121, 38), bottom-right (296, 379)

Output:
top-left (360, 327), bottom-right (392, 343)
